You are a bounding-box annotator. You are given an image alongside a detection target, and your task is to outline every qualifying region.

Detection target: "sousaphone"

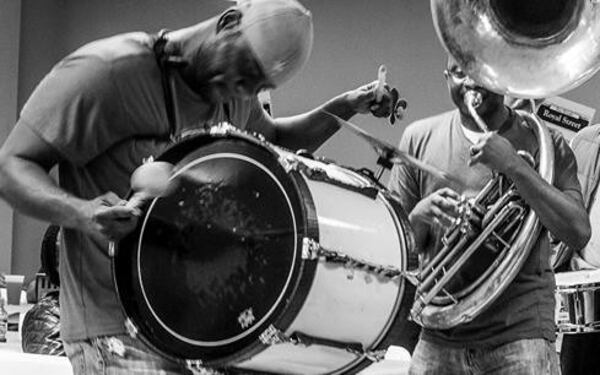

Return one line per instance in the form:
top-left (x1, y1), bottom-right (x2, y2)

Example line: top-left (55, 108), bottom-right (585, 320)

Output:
top-left (411, 0), bottom-right (600, 329)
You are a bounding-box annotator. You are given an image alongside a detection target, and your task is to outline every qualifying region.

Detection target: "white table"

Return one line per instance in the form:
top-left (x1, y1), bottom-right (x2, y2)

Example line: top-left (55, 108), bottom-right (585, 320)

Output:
top-left (0, 350), bottom-right (73, 375)
top-left (359, 346), bottom-right (411, 374)
top-left (0, 290), bottom-right (409, 374)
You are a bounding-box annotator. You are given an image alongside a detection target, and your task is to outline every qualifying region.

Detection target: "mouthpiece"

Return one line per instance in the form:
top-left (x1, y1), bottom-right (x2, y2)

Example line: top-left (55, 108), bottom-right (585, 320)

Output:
top-left (464, 90), bottom-right (482, 109)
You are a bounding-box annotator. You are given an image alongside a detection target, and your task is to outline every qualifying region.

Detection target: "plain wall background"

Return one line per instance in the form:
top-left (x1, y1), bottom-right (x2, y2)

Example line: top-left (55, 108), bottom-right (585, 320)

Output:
top-left (0, 0), bottom-right (20, 275)
top-left (7, 0), bottom-right (600, 278)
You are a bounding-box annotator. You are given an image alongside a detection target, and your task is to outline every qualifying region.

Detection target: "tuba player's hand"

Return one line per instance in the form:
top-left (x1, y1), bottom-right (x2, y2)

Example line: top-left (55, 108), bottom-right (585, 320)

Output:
top-left (409, 187), bottom-right (461, 230)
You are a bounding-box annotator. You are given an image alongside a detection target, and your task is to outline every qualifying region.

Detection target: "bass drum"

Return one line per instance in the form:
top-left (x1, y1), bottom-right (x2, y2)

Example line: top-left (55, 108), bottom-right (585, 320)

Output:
top-left (112, 126), bottom-right (416, 375)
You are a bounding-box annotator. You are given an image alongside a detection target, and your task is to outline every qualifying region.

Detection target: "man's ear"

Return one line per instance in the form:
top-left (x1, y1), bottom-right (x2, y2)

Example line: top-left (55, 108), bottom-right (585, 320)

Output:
top-left (217, 9), bottom-right (243, 32)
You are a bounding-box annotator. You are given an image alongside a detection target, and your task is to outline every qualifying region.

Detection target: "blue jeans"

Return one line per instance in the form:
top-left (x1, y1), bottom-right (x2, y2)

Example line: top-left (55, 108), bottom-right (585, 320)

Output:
top-left (409, 338), bottom-right (560, 375)
top-left (64, 334), bottom-right (194, 375)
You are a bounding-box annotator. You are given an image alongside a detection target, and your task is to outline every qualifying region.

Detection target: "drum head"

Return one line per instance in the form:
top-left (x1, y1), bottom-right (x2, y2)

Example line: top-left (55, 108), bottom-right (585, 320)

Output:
top-left (114, 133), bottom-right (316, 363)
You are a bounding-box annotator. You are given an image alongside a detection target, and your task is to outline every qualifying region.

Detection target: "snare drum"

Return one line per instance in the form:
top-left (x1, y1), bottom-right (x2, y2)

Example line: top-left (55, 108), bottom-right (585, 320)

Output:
top-left (555, 270), bottom-right (600, 333)
top-left (112, 126), bottom-right (416, 375)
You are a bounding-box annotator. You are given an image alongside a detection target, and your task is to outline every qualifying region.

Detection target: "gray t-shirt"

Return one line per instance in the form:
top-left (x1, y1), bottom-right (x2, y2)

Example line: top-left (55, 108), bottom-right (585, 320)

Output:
top-left (18, 32), bottom-right (271, 341)
top-left (567, 124), bottom-right (600, 269)
top-left (389, 109), bottom-right (581, 347)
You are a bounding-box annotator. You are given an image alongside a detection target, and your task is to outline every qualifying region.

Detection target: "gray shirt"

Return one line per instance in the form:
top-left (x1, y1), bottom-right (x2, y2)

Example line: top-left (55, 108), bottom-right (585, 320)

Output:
top-left (566, 124), bottom-right (600, 269)
top-left (388, 110), bottom-right (580, 347)
top-left (19, 32), bottom-right (270, 341)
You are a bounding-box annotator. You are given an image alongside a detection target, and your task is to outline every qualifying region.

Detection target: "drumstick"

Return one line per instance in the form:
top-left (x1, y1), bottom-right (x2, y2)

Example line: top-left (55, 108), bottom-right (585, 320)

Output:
top-left (108, 161), bottom-right (176, 257)
top-left (323, 110), bottom-right (461, 186)
top-left (375, 64), bottom-right (387, 102)
top-left (127, 161), bottom-right (177, 209)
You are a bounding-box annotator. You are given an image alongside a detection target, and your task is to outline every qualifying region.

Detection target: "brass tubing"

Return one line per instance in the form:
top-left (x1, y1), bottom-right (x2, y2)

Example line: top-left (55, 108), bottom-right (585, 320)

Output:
top-left (417, 235), bottom-right (471, 292)
top-left (418, 229), bottom-right (463, 280)
top-left (413, 207), bottom-right (515, 312)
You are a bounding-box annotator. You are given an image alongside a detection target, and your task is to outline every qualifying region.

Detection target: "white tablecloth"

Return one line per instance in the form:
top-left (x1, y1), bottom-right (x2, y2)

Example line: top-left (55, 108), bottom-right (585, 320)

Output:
top-left (0, 350), bottom-right (73, 375)
top-left (359, 346), bottom-right (411, 374)
top-left (0, 290), bottom-right (409, 375)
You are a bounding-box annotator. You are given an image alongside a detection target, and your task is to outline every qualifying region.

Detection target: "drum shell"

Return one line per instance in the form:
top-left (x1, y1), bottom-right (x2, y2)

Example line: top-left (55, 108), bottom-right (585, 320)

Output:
top-left (112, 130), bottom-right (415, 374)
top-left (234, 152), bottom-right (414, 374)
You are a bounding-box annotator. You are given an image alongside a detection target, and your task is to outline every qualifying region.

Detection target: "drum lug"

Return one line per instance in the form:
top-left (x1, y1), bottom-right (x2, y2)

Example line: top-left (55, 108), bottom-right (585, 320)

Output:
top-left (302, 238), bottom-right (320, 260)
top-left (186, 360), bottom-right (203, 371)
top-left (124, 318), bottom-right (139, 338)
top-left (278, 154), bottom-right (320, 175)
top-left (278, 155), bottom-right (299, 173)
top-left (185, 360), bottom-right (227, 375)
top-left (251, 130), bottom-right (266, 142)
top-left (279, 155), bottom-right (326, 180)
top-left (186, 360), bottom-right (209, 373)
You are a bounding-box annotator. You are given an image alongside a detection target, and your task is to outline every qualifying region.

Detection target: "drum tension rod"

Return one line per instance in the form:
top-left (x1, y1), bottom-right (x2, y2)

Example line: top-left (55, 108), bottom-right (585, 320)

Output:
top-left (302, 238), bottom-right (417, 284)
top-left (259, 325), bottom-right (387, 362)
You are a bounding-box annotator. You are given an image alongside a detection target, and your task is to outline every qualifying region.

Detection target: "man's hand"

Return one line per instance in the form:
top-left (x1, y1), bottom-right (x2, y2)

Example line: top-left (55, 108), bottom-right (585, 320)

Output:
top-left (345, 81), bottom-right (403, 121)
top-left (81, 192), bottom-right (141, 242)
top-left (468, 132), bottom-right (526, 175)
top-left (410, 188), bottom-right (461, 230)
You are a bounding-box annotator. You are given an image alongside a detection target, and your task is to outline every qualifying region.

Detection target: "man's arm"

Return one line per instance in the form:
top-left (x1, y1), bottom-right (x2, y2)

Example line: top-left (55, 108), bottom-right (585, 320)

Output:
top-left (268, 81), bottom-right (396, 152)
top-left (387, 128), bottom-right (463, 253)
top-left (508, 162), bottom-right (590, 250)
top-left (0, 123), bottom-right (139, 241)
top-left (470, 132), bottom-right (591, 251)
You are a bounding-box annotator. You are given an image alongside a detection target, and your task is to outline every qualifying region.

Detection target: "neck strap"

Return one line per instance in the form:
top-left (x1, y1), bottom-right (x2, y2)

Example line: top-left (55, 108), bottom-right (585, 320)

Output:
top-left (152, 30), bottom-right (178, 142)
